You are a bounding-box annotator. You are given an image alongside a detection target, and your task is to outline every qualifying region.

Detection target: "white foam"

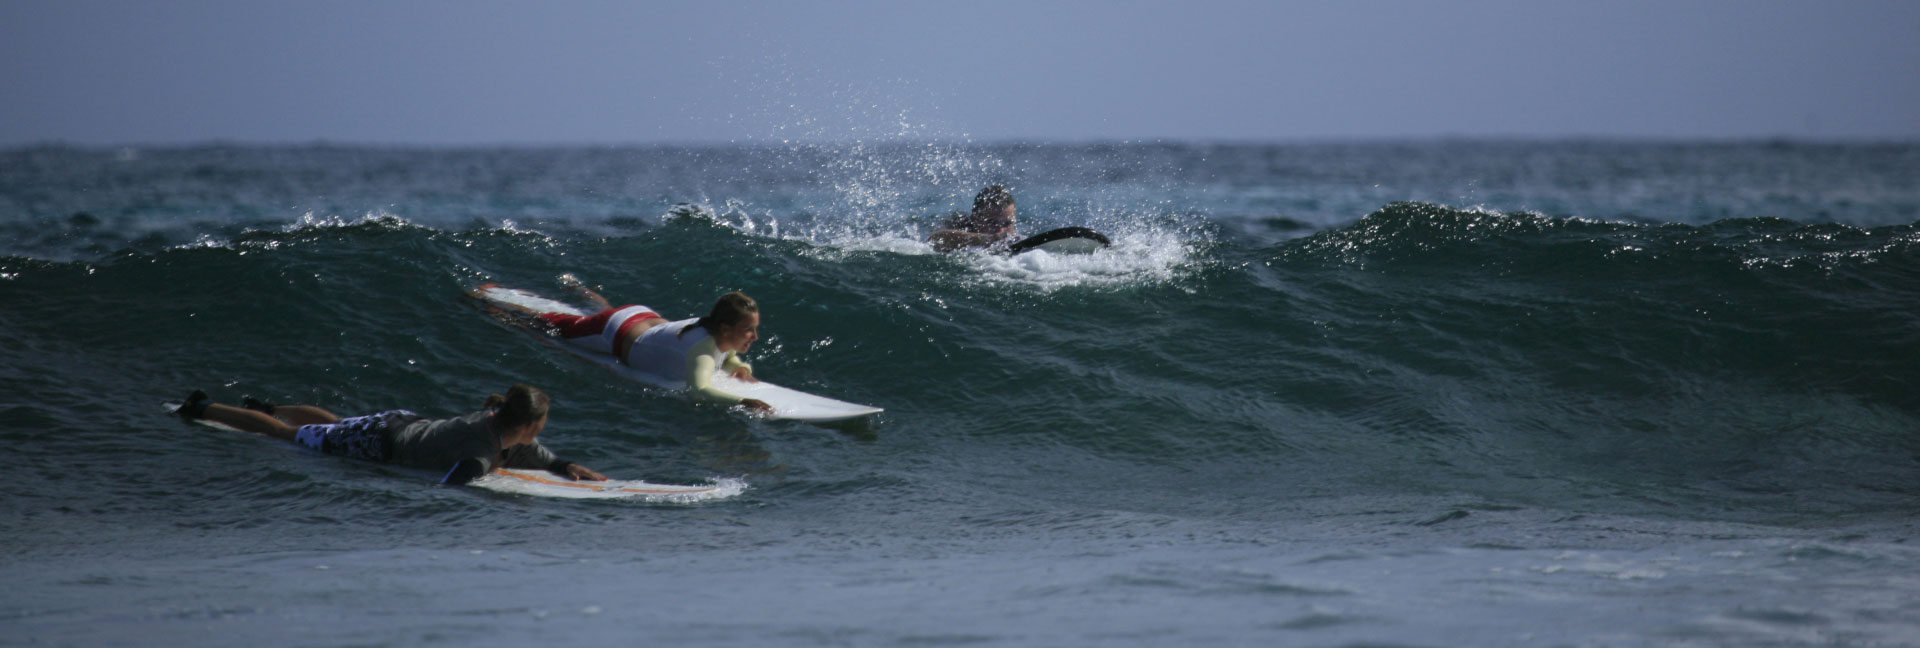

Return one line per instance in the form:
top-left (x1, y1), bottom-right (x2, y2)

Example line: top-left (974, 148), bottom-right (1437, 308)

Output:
top-left (285, 210), bottom-right (414, 232)
top-left (961, 228), bottom-right (1201, 292)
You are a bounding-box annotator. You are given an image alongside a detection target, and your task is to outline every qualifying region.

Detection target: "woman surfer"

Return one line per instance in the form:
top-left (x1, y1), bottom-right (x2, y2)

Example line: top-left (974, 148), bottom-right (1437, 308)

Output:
top-left (535, 278), bottom-right (775, 414)
top-left (174, 383), bottom-right (606, 486)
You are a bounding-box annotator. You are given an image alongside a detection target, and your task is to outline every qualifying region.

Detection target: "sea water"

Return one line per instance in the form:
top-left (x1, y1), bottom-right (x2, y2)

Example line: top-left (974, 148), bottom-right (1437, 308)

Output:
top-left (3, 141), bottom-right (1918, 646)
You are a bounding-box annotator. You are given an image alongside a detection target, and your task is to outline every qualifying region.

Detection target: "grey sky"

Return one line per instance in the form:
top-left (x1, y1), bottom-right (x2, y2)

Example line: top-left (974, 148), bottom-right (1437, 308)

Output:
top-left (3, 0), bottom-right (1916, 146)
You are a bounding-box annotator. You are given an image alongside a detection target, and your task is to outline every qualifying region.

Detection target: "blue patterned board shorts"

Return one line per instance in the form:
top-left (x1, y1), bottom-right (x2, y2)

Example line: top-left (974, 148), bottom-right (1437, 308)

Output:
top-left (292, 410), bottom-right (420, 462)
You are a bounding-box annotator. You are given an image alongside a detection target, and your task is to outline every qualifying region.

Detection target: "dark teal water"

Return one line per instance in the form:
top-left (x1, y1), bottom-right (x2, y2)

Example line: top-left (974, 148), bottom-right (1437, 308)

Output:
top-left (4, 142), bottom-right (1919, 646)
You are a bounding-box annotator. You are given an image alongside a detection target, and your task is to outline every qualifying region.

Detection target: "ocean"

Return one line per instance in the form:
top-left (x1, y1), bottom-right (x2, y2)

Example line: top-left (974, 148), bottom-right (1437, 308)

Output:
top-left (3, 141), bottom-right (1917, 646)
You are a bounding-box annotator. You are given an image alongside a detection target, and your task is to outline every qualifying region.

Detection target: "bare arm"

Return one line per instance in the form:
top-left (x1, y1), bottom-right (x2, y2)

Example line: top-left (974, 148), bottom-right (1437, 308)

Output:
top-left (555, 462), bottom-right (607, 481)
top-left (929, 228), bottom-right (999, 252)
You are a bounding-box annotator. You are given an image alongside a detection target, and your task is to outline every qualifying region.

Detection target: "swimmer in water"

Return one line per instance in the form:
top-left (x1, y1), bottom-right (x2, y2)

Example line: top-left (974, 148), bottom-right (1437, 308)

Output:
top-left (928, 185), bottom-right (1018, 252)
top-left (174, 383), bottom-right (606, 486)
top-left (532, 279), bottom-right (775, 414)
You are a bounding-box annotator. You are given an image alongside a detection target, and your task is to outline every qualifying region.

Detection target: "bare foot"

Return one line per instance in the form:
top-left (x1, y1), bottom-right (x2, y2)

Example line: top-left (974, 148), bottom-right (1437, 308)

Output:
top-left (557, 274), bottom-right (612, 309)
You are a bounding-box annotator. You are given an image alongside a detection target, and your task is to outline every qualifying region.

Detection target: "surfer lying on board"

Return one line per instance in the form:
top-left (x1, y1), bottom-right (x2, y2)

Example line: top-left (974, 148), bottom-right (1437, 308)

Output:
top-left (536, 280), bottom-right (775, 414)
top-left (928, 185), bottom-right (1018, 252)
top-left (174, 383), bottom-right (607, 486)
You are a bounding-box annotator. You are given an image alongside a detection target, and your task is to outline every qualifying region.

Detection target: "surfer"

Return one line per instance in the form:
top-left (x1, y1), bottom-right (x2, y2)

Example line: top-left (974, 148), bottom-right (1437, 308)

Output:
top-left (928, 185), bottom-right (1018, 252)
top-left (535, 281), bottom-right (776, 414)
top-left (173, 383), bottom-right (607, 486)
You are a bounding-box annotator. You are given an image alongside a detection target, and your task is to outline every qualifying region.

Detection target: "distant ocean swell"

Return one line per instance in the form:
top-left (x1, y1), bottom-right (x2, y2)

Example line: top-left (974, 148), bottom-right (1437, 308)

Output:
top-left (1242, 203), bottom-right (1920, 515)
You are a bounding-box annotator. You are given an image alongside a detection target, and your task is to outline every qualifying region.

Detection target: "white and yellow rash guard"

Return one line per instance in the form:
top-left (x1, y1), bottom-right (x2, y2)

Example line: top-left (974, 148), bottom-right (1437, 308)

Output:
top-left (683, 337), bottom-right (753, 404)
top-left (625, 318), bottom-right (753, 404)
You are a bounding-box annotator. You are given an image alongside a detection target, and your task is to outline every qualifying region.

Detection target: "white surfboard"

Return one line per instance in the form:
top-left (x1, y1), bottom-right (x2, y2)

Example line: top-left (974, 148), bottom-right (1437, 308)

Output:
top-left (164, 403), bottom-right (741, 501)
top-left (468, 284), bottom-right (883, 422)
top-left (473, 468), bottom-right (745, 502)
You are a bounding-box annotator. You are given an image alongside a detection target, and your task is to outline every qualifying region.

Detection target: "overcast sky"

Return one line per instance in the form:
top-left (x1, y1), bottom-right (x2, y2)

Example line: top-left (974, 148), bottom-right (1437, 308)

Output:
top-left (3, 0), bottom-right (1917, 146)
